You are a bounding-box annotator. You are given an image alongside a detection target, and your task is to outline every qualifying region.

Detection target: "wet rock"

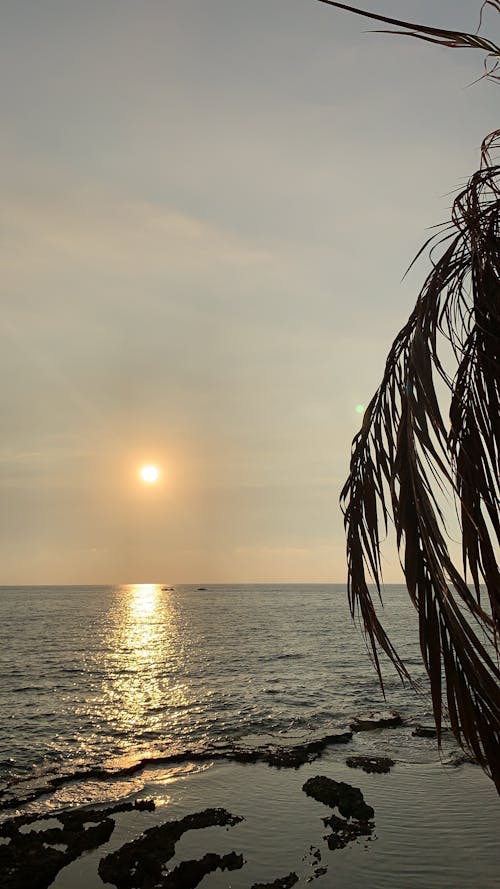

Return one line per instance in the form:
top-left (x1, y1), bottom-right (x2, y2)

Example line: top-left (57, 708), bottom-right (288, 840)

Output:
top-left (346, 755), bottom-right (395, 774)
top-left (0, 732), bottom-right (356, 811)
top-left (412, 724), bottom-right (437, 738)
top-left (304, 846), bottom-right (326, 882)
top-left (0, 832), bottom-right (67, 889)
top-left (228, 731), bottom-right (352, 769)
top-left (98, 808), bottom-right (243, 888)
top-left (45, 818), bottom-right (114, 855)
top-left (0, 816), bottom-right (115, 889)
top-left (323, 813), bottom-right (374, 850)
top-left (444, 751), bottom-right (478, 767)
top-left (303, 776), bottom-right (374, 821)
top-left (251, 873), bottom-right (299, 889)
top-left (350, 710), bottom-right (402, 731)
top-left (0, 798), bottom-right (155, 838)
top-left (158, 851), bottom-right (243, 888)
top-left (61, 798), bottom-right (155, 829)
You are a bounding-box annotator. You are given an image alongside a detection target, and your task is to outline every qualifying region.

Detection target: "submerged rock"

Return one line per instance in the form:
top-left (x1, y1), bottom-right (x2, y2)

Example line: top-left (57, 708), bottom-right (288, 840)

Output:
top-left (303, 776), bottom-right (374, 821)
top-left (98, 808), bottom-right (243, 888)
top-left (350, 710), bottom-right (402, 731)
top-left (251, 873), bottom-right (299, 889)
top-left (346, 755), bottom-right (395, 774)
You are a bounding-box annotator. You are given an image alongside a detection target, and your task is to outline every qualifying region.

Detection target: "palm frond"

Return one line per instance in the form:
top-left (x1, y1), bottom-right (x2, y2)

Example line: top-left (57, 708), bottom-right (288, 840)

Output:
top-left (340, 131), bottom-right (500, 791)
top-left (316, 1), bottom-right (500, 78)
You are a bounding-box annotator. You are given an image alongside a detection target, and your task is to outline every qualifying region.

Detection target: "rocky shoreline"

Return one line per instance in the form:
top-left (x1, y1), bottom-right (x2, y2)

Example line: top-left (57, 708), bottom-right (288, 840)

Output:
top-left (0, 711), bottom-right (411, 813)
top-left (1, 776), bottom-right (379, 889)
top-left (0, 711), bottom-right (485, 889)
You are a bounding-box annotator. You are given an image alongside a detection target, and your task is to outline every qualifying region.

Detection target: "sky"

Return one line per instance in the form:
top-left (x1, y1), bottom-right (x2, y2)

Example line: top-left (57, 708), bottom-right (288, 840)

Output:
top-left (1, 0), bottom-right (498, 584)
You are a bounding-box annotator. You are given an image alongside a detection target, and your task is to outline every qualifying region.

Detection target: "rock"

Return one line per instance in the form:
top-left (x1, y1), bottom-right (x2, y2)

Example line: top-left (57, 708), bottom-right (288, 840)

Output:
top-left (350, 710), bottom-right (402, 731)
top-left (158, 851), bottom-right (244, 888)
top-left (0, 728), bottom-right (357, 812)
top-left (251, 874), bottom-right (299, 889)
top-left (346, 755), bottom-right (395, 774)
top-left (231, 730), bottom-right (352, 769)
top-left (0, 798), bottom-right (155, 838)
top-left (0, 815), bottom-right (115, 889)
top-left (0, 832), bottom-right (66, 889)
top-left (303, 776), bottom-right (374, 821)
top-left (98, 808), bottom-right (243, 888)
top-left (412, 724), bottom-right (437, 738)
top-left (303, 776), bottom-right (376, 852)
top-left (323, 813), bottom-right (374, 850)
top-left (444, 751), bottom-right (478, 767)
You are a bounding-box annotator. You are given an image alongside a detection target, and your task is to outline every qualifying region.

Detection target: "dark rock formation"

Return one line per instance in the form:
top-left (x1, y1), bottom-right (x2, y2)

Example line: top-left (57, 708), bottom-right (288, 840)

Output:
top-left (98, 808), bottom-right (243, 889)
top-left (302, 776), bottom-right (374, 821)
top-left (0, 798), bottom-right (155, 889)
top-left (0, 733), bottom-right (354, 812)
top-left (157, 851), bottom-right (243, 888)
top-left (0, 797), bottom-right (155, 837)
top-left (303, 775), bottom-right (376, 851)
top-left (412, 724), bottom-right (437, 738)
top-left (237, 731), bottom-right (352, 769)
top-left (0, 816), bottom-right (114, 889)
top-left (303, 846), bottom-right (327, 883)
top-left (346, 755), bottom-right (395, 774)
top-left (323, 813), bottom-right (374, 850)
top-left (251, 873), bottom-right (299, 889)
top-left (350, 710), bottom-right (402, 731)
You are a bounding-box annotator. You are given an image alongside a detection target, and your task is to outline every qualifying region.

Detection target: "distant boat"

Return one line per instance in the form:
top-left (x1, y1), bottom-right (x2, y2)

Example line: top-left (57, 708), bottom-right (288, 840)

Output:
top-left (197, 587), bottom-right (208, 591)
top-left (161, 586), bottom-right (175, 591)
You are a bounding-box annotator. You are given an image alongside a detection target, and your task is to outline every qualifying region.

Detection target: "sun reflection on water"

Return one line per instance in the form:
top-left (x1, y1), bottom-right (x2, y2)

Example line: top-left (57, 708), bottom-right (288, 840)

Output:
top-left (102, 583), bottom-right (189, 761)
top-left (130, 583), bottom-right (159, 620)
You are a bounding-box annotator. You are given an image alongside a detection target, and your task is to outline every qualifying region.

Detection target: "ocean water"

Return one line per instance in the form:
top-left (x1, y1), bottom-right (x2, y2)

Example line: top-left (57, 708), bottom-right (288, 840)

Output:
top-left (0, 583), bottom-right (449, 799)
top-left (2, 584), bottom-right (499, 889)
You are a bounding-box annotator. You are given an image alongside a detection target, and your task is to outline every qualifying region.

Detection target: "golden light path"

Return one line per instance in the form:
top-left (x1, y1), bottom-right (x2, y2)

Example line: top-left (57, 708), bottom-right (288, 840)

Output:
top-left (103, 584), bottom-right (189, 772)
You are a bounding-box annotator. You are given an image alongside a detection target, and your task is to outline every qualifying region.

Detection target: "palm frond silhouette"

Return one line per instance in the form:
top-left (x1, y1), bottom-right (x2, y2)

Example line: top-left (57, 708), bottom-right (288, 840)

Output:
top-left (318, 2), bottom-right (500, 790)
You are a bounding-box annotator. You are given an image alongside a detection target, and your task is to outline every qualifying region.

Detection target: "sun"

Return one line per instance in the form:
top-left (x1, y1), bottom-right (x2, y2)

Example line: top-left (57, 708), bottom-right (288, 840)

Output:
top-left (140, 465), bottom-right (159, 484)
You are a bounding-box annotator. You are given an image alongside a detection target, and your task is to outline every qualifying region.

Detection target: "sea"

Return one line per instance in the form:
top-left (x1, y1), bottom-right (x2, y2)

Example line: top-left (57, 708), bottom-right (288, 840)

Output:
top-left (1, 583), bottom-right (428, 787)
top-left (1, 584), bottom-right (498, 888)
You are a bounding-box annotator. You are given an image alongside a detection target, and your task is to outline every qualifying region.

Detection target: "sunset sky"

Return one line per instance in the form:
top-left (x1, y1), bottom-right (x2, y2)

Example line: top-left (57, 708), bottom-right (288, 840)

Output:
top-left (1, 1), bottom-right (497, 583)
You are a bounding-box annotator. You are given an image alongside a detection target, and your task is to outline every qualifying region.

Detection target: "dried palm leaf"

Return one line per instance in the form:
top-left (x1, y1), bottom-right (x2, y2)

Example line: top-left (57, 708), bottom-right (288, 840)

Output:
top-left (321, 0), bottom-right (500, 792)
top-left (340, 127), bottom-right (500, 791)
top-left (316, 1), bottom-right (500, 79)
